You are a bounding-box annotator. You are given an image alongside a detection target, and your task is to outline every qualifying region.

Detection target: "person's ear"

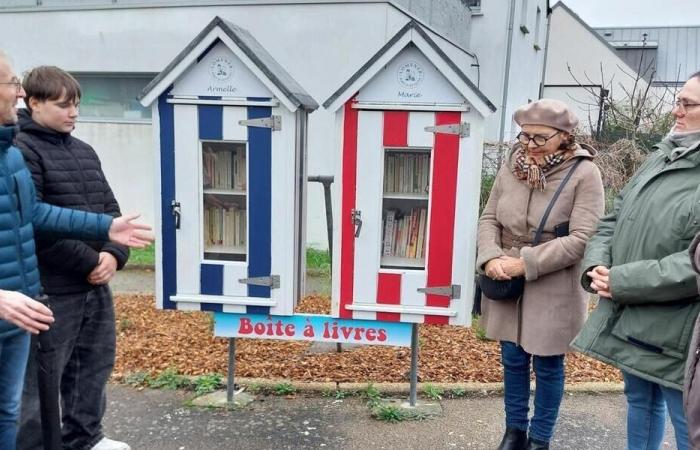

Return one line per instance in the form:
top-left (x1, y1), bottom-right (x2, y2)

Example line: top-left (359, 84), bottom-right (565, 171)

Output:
top-left (27, 97), bottom-right (42, 113)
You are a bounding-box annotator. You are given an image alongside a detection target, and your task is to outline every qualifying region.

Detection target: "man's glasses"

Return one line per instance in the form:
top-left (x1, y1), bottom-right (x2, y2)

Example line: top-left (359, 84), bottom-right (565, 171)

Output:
top-left (516, 131), bottom-right (560, 147)
top-left (673, 100), bottom-right (700, 113)
top-left (0, 78), bottom-right (22, 93)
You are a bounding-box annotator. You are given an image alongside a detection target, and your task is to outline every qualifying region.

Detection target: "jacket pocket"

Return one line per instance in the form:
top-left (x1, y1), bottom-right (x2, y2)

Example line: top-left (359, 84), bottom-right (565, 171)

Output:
top-left (611, 303), bottom-right (699, 359)
top-left (12, 171), bottom-right (34, 225)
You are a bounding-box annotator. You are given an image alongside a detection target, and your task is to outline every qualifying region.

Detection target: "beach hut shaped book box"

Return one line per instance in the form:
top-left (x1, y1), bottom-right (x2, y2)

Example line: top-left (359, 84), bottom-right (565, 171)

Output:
top-left (140, 16), bottom-right (318, 314)
top-left (324, 21), bottom-right (496, 327)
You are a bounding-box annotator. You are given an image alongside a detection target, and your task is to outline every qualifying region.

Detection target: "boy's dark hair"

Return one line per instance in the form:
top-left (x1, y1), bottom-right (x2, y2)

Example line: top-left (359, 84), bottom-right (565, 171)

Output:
top-left (22, 66), bottom-right (81, 111)
top-left (691, 71), bottom-right (700, 81)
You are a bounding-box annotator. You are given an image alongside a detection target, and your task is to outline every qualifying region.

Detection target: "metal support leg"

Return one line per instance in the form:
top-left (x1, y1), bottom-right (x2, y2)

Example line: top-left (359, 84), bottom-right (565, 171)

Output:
top-left (307, 175), bottom-right (334, 268)
top-left (227, 338), bottom-right (236, 403)
top-left (409, 323), bottom-right (419, 407)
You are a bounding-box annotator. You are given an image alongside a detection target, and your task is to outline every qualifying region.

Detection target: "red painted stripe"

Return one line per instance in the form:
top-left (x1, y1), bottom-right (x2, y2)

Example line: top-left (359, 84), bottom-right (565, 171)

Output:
top-left (339, 98), bottom-right (359, 319)
top-left (376, 272), bottom-right (402, 322)
top-left (425, 112), bottom-right (460, 325)
top-left (383, 111), bottom-right (409, 147)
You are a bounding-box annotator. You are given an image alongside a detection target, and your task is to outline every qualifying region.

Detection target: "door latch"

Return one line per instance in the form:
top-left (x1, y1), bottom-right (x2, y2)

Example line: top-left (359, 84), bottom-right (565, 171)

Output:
top-left (351, 209), bottom-right (362, 238)
top-left (417, 284), bottom-right (461, 299)
top-left (171, 200), bottom-right (181, 230)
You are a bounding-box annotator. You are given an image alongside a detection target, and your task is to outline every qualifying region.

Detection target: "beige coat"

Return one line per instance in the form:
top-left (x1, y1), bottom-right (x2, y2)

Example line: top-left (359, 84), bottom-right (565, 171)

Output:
top-left (477, 144), bottom-right (605, 356)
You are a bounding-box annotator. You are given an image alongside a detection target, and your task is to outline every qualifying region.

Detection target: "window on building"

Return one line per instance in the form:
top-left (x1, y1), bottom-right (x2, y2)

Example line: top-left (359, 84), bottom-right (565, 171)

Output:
top-left (465, 0), bottom-right (481, 8)
top-left (71, 73), bottom-right (155, 122)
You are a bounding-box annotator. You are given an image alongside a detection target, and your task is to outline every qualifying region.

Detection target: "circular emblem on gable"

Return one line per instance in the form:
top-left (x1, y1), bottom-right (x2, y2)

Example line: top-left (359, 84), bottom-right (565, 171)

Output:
top-left (209, 57), bottom-right (234, 82)
top-left (397, 61), bottom-right (424, 88)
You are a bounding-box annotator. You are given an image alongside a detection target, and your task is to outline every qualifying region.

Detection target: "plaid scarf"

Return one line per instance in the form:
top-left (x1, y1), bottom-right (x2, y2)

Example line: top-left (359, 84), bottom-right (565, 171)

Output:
top-left (512, 146), bottom-right (571, 191)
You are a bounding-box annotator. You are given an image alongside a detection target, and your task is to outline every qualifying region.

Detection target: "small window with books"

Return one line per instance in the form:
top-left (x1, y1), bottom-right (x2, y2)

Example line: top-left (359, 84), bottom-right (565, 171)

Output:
top-left (201, 140), bottom-right (247, 262)
top-left (380, 148), bottom-right (431, 269)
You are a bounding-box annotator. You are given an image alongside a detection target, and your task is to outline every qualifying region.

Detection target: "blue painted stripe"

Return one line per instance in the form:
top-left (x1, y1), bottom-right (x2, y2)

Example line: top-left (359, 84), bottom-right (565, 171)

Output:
top-left (159, 91), bottom-right (177, 310)
top-left (246, 100), bottom-right (272, 315)
top-left (200, 264), bottom-right (224, 297)
top-left (198, 105), bottom-right (224, 313)
top-left (198, 104), bottom-right (223, 141)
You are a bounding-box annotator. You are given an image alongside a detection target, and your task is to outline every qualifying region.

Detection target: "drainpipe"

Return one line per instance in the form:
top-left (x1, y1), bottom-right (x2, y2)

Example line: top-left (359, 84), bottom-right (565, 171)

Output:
top-left (539, 3), bottom-right (552, 98)
top-left (498, 0), bottom-right (517, 143)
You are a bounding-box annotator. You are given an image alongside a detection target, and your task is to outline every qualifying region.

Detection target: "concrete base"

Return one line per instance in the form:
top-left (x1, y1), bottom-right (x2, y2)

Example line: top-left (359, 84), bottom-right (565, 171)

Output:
top-left (190, 389), bottom-right (255, 409)
top-left (305, 341), bottom-right (364, 354)
top-left (371, 398), bottom-right (443, 421)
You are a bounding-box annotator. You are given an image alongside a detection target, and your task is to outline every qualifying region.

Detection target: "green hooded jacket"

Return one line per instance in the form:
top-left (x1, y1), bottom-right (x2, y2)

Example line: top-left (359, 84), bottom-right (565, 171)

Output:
top-left (571, 139), bottom-right (700, 389)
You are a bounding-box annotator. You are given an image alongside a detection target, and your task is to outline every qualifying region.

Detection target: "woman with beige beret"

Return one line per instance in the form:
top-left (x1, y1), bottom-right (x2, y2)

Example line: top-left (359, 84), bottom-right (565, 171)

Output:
top-left (477, 99), bottom-right (604, 450)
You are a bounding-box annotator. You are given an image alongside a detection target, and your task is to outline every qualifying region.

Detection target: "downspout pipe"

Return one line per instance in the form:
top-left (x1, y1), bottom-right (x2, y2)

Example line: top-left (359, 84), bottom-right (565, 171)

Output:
top-left (498, 0), bottom-right (517, 143)
top-left (539, 3), bottom-right (552, 98)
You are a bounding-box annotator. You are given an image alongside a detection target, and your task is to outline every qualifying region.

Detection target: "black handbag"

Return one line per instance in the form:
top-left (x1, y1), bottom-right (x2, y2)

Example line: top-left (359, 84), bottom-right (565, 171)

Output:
top-left (478, 159), bottom-right (582, 301)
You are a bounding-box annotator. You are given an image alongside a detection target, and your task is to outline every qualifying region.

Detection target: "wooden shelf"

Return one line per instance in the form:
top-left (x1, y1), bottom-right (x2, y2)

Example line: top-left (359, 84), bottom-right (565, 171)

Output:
top-left (380, 256), bottom-right (425, 269)
top-left (204, 244), bottom-right (246, 255)
top-left (204, 188), bottom-right (246, 196)
top-left (383, 192), bottom-right (428, 200)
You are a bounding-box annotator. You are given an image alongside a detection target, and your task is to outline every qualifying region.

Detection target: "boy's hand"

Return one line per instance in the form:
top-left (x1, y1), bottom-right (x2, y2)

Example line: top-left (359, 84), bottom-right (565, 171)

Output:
top-left (0, 290), bottom-right (54, 334)
top-left (108, 214), bottom-right (153, 248)
top-left (87, 252), bottom-right (118, 285)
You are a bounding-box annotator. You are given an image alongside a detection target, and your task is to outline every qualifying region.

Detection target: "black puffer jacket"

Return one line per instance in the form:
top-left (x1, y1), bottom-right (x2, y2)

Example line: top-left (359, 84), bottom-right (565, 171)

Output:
top-left (15, 109), bottom-right (129, 294)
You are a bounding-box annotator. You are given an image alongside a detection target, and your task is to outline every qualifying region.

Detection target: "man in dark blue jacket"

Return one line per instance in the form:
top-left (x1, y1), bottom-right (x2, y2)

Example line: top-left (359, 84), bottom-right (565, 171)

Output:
top-left (0, 52), bottom-right (151, 449)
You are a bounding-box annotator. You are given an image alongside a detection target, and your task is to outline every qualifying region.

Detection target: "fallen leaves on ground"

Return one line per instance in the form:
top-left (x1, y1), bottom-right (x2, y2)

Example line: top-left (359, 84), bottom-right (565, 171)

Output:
top-left (113, 294), bottom-right (622, 383)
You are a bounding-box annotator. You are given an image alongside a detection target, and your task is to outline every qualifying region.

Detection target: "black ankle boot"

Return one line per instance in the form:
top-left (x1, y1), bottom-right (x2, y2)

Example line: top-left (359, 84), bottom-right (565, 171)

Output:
top-left (497, 427), bottom-right (528, 450)
top-left (526, 437), bottom-right (550, 449)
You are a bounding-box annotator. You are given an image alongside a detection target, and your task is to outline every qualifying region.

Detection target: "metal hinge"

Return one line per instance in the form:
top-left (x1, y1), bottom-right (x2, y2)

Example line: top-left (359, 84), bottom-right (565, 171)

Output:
top-left (238, 116), bottom-right (281, 131)
top-left (351, 209), bottom-right (362, 237)
top-left (417, 284), bottom-right (461, 299)
top-left (424, 122), bottom-right (470, 138)
top-left (238, 275), bottom-right (280, 289)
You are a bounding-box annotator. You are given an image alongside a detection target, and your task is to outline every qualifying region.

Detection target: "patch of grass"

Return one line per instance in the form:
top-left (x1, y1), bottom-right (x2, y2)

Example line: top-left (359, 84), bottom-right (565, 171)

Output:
top-left (306, 248), bottom-right (330, 273)
top-left (124, 371), bottom-right (151, 387)
top-left (246, 383), bottom-right (265, 394)
top-left (472, 314), bottom-right (489, 341)
top-left (272, 382), bottom-right (296, 396)
top-left (422, 383), bottom-right (443, 401)
top-left (118, 317), bottom-right (134, 333)
top-left (193, 373), bottom-right (224, 396)
top-left (364, 383), bottom-right (382, 408)
top-left (373, 405), bottom-right (404, 422)
top-left (149, 368), bottom-right (192, 390)
top-left (128, 244), bottom-right (155, 266)
top-left (448, 387), bottom-right (467, 398)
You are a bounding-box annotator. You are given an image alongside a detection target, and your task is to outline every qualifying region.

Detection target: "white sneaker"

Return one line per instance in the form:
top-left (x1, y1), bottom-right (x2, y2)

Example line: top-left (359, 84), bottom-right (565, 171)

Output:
top-left (91, 437), bottom-right (131, 450)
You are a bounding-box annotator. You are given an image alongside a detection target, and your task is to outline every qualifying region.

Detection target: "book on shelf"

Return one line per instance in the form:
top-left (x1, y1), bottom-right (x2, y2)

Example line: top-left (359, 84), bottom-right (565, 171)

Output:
top-left (381, 206), bottom-right (427, 262)
top-left (203, 203), bottom-right (247, 249)
top-left (384, 152), bottom-right (431, 195)
top-left (203, 148), bottom-right (247, 191)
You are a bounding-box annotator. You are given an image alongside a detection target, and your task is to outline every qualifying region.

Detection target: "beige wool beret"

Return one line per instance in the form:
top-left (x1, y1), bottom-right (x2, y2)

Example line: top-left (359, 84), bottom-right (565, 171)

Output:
top-left (513, 99), bottom-right (579, 133)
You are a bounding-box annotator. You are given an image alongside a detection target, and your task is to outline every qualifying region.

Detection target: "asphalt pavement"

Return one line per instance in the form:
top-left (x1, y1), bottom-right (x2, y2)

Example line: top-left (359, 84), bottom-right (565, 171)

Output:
top-left (103, 385), bottom-right (680, 450)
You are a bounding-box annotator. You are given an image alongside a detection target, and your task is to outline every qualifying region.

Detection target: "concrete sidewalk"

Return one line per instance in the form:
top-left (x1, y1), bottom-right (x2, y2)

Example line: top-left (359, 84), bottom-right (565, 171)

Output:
top-left (102, 385), bottom-right (680, 450)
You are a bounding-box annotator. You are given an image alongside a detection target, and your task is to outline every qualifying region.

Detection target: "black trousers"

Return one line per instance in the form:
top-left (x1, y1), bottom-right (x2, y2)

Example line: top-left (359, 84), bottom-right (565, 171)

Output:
top-left (17, 285), bottom-right (116, 450)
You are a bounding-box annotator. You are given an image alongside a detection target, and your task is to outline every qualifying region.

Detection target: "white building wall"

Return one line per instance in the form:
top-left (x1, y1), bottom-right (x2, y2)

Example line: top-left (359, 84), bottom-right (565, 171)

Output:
top-left (469, 0), bottom-right (548, 142)
top-left (544, 5), bottom-right (647, 133)
top-left (0, 1), bottom-right (481, 250)
top-left (72, 122), bottom-right (155, 226)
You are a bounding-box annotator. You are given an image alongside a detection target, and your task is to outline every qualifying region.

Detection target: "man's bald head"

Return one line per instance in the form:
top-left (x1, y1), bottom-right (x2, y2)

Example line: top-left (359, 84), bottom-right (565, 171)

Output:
top-left (0, 51), bottom-right (24, 125)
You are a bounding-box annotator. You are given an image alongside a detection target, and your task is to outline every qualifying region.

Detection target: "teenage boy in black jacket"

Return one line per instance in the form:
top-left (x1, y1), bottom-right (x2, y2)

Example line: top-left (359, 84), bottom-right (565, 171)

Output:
top-left (16, 66), bottom-right (131, 450)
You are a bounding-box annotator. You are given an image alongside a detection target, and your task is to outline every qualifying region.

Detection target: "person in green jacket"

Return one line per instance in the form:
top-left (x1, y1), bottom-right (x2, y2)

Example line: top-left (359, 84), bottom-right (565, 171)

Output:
top-left (572, 71), bottom-right (700, 450)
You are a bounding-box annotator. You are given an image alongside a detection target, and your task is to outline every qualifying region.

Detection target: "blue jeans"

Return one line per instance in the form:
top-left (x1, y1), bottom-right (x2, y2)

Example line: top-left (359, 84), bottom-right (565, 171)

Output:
top-left (501, 341), bottom-right (565, 443)
top-left (623, 371), bottom-right (690, 450)
top-left (0, 322), bottom-right (30, 450)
